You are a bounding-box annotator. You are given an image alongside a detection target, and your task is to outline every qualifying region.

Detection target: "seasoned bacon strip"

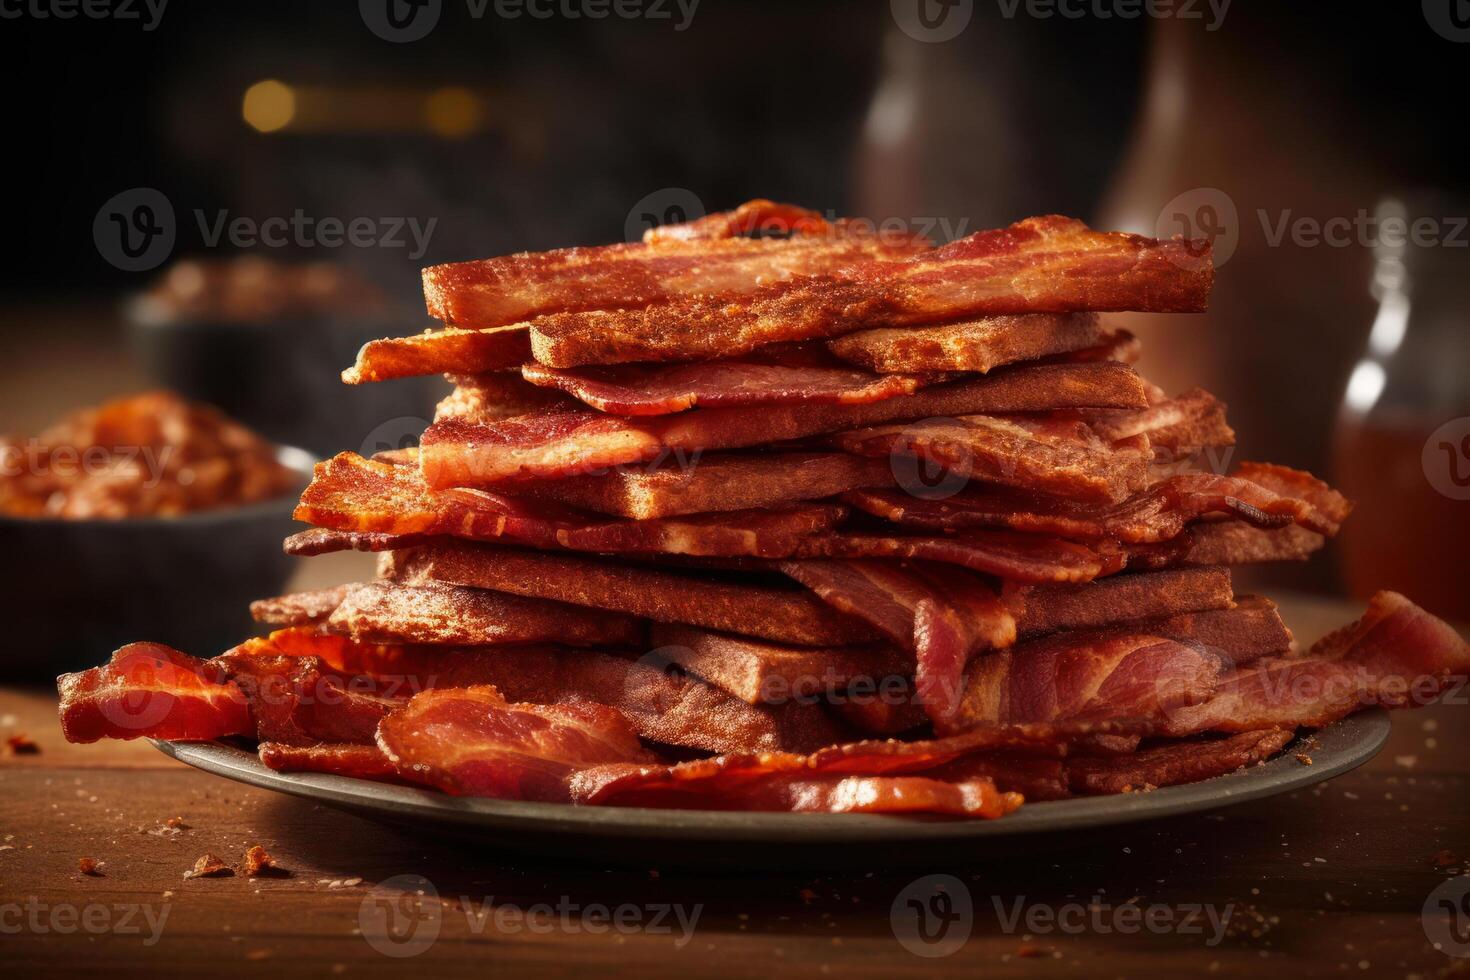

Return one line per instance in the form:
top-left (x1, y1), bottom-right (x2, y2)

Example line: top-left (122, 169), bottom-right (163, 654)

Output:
top-left (1164, 591), bottom-right (1470, 735)
top-left (57, 643), bottom-right (253, 744)
top-left (250, 585), bottom-right (351, 626)
top-left (648, 623), bottom-right (910, 706)
top-left (377, 687), bottom-right (655, 801)
top-left (422, 361), bottom-right (1148, 487)
top-left (245, 629), bottom-right (847, 755)
top-left (1128, 522), bottom-right (1329, 570)
top-left (832, 413), bottom-right (1150, 504)
top-left (524, 451), bottom-right (894, 520)
top-left (520, 358), bottom-right (937, 416)
top-left (294, 452), bottom-right (843, 559)
top-left (844, 463), bottom-right (1347, 544)
top-left (386, 541), bottom-right (882, 646)
top-left (258, 742), bottom-right (399, 779)
top-left (792, 530), bottom-right (1120, 583)
top-left (425, 219), bottom-right (928, 332)
top-left (832, 694), bottom-right (930, 737)
top-left (344, 326), bottom-right (531, 384)
top-left (322, 581), bottom-right (646, 648)
top-left (1008, 567), bottom-right (1237, 637)
top-left (1135, 597), bottom-right (1294, 666)
top-left (779, 559), bottom-right (1014, 728)
top-left (826, 313), bottom-right (1104, 374)
top-left (642, 199), bottom-right (831, 242)
top-left (951, 629), bottom-right (1227, 736)
top-left (437, 372), bottom-right (575, 421)
top-left (529, 216), bottom-right (1212, 366)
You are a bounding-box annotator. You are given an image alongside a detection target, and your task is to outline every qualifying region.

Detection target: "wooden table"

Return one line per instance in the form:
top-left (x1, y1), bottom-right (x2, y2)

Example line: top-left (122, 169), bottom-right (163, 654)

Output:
top-left (2, 595), bottom-right (1466, 979)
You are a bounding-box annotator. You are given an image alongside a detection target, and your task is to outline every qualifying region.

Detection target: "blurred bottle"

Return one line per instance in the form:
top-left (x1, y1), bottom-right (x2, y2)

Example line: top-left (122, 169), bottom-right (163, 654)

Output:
top-left (1332, 196), bottom-right (1470, 622)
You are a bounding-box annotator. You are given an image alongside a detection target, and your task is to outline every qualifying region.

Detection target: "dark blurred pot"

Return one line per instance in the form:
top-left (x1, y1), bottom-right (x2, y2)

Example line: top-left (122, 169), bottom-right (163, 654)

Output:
top-left (1, 448), bottom-right (314, 680)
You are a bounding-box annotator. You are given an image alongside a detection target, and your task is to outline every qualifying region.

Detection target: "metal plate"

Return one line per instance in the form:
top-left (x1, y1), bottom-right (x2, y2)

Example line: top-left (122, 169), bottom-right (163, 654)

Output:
top-left (153, 710), bottom-right (1390, 867)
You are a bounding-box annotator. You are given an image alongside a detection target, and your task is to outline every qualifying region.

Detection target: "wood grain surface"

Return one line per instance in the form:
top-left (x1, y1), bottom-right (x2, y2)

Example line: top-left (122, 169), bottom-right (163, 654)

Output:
top-left (2, 594), bottom-right (1467, 979)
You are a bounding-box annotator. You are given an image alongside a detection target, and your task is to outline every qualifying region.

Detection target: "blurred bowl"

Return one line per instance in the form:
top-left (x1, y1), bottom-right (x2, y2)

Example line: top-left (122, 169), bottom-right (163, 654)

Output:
top-left (1, 446), bottom-right (315, 680)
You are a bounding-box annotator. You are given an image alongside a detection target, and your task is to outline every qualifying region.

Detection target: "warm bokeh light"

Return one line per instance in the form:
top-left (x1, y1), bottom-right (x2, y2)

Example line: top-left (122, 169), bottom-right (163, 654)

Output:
top-left (424, 86), bottom-right (484, 139)
top-left (242, 79), bottom-right (296, 133)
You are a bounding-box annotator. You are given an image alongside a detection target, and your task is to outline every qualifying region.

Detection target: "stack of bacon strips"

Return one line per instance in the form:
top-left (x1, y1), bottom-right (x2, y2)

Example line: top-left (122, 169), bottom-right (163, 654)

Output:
top-left (58, 201), bottom-right (1469, 818)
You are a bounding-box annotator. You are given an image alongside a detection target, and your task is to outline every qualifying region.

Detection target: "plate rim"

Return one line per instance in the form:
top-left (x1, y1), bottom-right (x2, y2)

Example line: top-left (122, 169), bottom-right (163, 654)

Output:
top-left (151, 709), bottom-right (1391, 842)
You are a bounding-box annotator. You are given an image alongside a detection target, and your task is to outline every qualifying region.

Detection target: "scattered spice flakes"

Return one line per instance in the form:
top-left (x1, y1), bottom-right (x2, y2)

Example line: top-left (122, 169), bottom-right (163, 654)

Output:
top-left (1431, 850), bottom-right (1459, 869)
top-left (243, 845), bottom-right (285, 878)
top-left (78, 857), bottom-right (104, 877)
top-left (1295, 752), bottom-right (1313, 766)
top-left (6, 733), bottom-right (40, 755)
top-left (184, 853), bottom-right (234, 879)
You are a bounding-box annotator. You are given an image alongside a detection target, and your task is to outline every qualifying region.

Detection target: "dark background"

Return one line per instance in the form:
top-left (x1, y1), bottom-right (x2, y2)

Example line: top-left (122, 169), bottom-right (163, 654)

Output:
top-left (2, 0), bottom-right (1467, 603)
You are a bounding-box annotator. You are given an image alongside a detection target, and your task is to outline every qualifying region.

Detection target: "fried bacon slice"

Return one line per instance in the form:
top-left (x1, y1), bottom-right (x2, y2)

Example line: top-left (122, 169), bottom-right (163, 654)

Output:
top-left (437, 372), bottom-right (575, 421)
top-left (250, 585), bottom-right (351, 626)
top-left (519, 357), bottom-right (937, 416)
top-left (422, 361), bottom-right (1147, 487)
top-left (1133, 521), bottom-right (1329, 569)
top-left (780, 559), bottom-right (1014, 728)
top-left (647, 623), bottom-right (909, 706)
top-left (425, 214), bottom-right (927, 332)
top-left (294, 451), bottom-right (843, 559)
top-left (344, 326), bottom-right (532, 384)
top-left (826, 312), bottom-right (1104, 374)
top-left (843, 462), bottom-right (1347, 544)
top-left (385, 540), bottom-right (881, 647)
top-left (529, 215), bottom-right (1212, 366)
top-left (377, 686), bottom-right (655, 801)
top-left (1008, 567), bottom-right (1237, 637)
top-left (642, 199), bottom-right (832, 242)
top-left (1164, 591), bottom-right (1470, 735)
top-left (258, 742), bottom-right (398, 779)
top-left (523, 451), bottom-right (893, 519)
top-left (832, 413), bottom-right (1150, 504)
top-left (950, 629), bottom-right (1227, 735)
top-left (322, 581), bottom-right (646, 648)
top-left (1088, 389), bottom-right (1234, 459)
top-left (791, 529), bottom-right (1120, 583)
top-left (57, 643), bottom-right (252, 743)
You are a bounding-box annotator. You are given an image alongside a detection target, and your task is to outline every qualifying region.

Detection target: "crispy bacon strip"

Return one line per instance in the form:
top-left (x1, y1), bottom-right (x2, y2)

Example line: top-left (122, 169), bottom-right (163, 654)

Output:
top-left (779, 559), bottom-right (1014, 728)
top-left (832, 413), bottom-right (1150, 503)
top-left (258, 742), bottom-right (398, 779)
top-left (826, 313), bottom-right (1104, 374)
top-left (524, 451), bottom-right (894, 520)
top-left (425, 217), bottom-right (927, 332)
top-left (951, 629), bottom-right (1226, 736)
top-left (422, 361), bottom-right (1147, 487)
top-left (1009, 567), bottom-right (1237, 637)
top-left (792, 529), bottom-right (1119, 583)
top-left (643, 199), bottom-right (831, 242)
top-left (529, 216), bottom-right (1212, 366)
top-left (648, 622), bottom-right (910, 706)
top-left (344, 326), bottom-right (532, 385)
top-left (1164, 591), bottom-right (1470, 735)
top-left (57, 643), bottom-right (252, 743)
top-left (845, 462), bottom-right (1348, 544)
top-left (377, 686), bottom-right (655, 801)
top-left (295, 452), bottom-right (844, 559)
top-left (386, 540), bottom-right (881, 647)
top-left (250, 585), bottom-right (351, 625)
top-left (322, 581), bottom-right (646, 648)
top-left (520, 358), bottom-right (937, 416)
top-left (1131, 521), bottom-right (1329, 569)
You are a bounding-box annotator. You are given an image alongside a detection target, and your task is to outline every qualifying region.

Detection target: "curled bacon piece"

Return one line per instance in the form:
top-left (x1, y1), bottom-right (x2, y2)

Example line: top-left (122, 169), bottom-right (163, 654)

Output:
top-left (792, 529), bottom-right (1120, 584)
top-left (642, 199), bottom-right (832, 242)
top-left (1165, 591), bottom-right (1470, 735)
top-left (57, 643), bottom-right (252, 744)
top-left (827, 312), bottom-right (1104, 374)
top-left (376, 686), bottom-right (655, 801)
top-left (422, 361), bottom-right (1147, 487)
top-left (529, 215), bottom-right (1212, 367)
top-left (780, 559), bottom-right (1015, 729)
top-left (344, 326), bottom-right (531, 384)
top-left (258, 742), bottom-right (398, 780)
